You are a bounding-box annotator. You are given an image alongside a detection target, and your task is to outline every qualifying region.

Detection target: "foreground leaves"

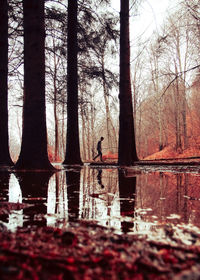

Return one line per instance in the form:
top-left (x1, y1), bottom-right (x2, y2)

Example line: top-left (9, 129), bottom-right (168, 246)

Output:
top-left (0, 223), bottom-right (200, 279)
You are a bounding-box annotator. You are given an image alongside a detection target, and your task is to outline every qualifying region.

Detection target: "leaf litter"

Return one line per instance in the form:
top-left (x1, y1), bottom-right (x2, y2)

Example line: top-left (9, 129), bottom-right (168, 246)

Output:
top-left (0, 221), bottom-right (200, 279)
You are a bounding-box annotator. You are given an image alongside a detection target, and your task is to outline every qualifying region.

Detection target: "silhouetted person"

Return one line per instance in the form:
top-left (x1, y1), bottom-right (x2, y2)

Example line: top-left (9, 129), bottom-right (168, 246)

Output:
top-left (93, 137), bottom-right (104, 162)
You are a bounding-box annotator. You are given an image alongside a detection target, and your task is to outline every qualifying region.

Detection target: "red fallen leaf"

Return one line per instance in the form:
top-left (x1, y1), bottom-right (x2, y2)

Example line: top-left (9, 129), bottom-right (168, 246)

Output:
top-left (16, 270), bottom-right (24, 280)
top-left (0, 255), bottom-right (9, 261)
top-left (53, 228), bottom-right (63, 237)
top-left (148, 273), bottom-right (162, 280)
top-left (66, 257), bottom-right (75, 264)
top-left (91, 257), bottom-right (102, 263)
top-left (31, 271), bottom-right (39, 280)
top-left (132, 273), bottom-right (144, 280)
top-left (46, 252), bottom-right (60, 258)
top-left (52, 274), bottom-right (64, 280)
top-left (158, 249), bottom-right (178, 264)
top-left (157, 249), bottom-right (168, 256)
top-left (21, 263), bottom-right (31, 270)
top-left (28, 253), bottom-right (37, 259)
top-left (125, 262), bottom-right (134, 270)
top-left (103, 249), bottom-right (118, 258)
top-left (1, 241), bottom-right (10, 249)
top-left (65, 265), bottom-right (78, 272)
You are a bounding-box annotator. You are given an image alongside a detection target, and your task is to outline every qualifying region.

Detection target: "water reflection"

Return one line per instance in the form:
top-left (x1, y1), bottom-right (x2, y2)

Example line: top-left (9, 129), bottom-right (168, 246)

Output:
top-left (15, 171), bottom-right (53, 228)
top-left (66, 168), bottom-right (81, 222)
top-left (97, 169), bottom-right (105, 189)
top-left (8, 174), bottom-right (23, 230)
top-left (80, 168), bottom-right (120, 229)
top-left (47, 171), bottom-right (68, 227)
top-left (136, 172), bottom-right (200, 227)
top-left (118, 170), bottom-right (136, 233)
top-left (0, 167), bottom-right (200, 242)
top-left (0, 171), bottom-right (11, 224)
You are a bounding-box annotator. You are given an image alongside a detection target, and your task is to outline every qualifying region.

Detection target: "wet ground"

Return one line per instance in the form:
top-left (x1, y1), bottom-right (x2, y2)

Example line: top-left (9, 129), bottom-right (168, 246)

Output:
top-left (1, 164), bottom-right (200, 245)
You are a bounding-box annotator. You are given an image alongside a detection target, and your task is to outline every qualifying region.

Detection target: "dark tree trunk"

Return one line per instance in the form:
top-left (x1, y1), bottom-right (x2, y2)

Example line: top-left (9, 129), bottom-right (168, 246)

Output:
top-left (118, 0), bottom-right (138, 166)
top-left (0, 0), bottom-right (13, 166)
top-left (15, 0), bottom-right (54, 170)
top-left (63, 0), bottom-right (82, 166)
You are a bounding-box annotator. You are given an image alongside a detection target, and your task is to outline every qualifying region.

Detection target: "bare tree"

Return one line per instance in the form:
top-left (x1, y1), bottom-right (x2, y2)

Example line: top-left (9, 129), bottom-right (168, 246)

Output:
top-left (15, 0), bottom-right (54, 170)
top-left (0, 0), bottom-right (13, 166)
top-left (63, 0), bottom-right (82, 165)
top-left (118, 0), bottom-right (138, 165)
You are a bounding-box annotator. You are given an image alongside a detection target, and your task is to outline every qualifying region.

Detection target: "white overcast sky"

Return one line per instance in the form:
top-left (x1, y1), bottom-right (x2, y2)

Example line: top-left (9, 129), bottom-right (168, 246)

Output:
top-left (111, 0), bottom-right (179, 39)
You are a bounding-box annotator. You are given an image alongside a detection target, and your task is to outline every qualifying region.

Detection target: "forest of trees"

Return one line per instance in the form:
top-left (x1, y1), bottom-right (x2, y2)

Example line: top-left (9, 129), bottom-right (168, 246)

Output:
top-left (1, 0), bottom-right (200, 169)
top-left (132, 0), bottom-right (200, 159)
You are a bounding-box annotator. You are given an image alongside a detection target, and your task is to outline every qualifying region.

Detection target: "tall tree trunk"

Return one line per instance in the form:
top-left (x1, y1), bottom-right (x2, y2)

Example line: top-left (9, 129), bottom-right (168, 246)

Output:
top-left (158, 100), bottom-right (163, 151)
top-left (133, 71), bottom-right (137, 133)
top-left (63, 0), bottom-right (82, 165)
top-left (103, 81), bottom-right (117, 154)
top-left (53, 58), bottom-right (59, 162)
top-left (86, 113), bottom-right (91, 160)
top-left (61, 99), bottom-right (65, 159)
top-left (118, 0), bottom-right (138, 165)
top-left (174, 27), bottom-right (188, 150)
top-left (182, 90), bottom-right (188, 149)
top-left (174, 63), bottom-right (182, 151)
top-left (15, 0), bottom-right (54, 170)
top-left (150, 47), bottom-right (164, 151)
top-left (101, 55), bottom-right (114, 153)
top-left (90, 103), bottom-right (95, 159)
top-left (80, 103), bottom-right (86, 160)
top-left (0, 0), bottom-right (13, 166)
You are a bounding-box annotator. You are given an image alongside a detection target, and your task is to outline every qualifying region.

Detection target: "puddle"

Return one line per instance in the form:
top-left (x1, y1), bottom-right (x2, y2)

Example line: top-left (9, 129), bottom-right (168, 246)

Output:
top-left (1, 166), bottom-right (200, 245)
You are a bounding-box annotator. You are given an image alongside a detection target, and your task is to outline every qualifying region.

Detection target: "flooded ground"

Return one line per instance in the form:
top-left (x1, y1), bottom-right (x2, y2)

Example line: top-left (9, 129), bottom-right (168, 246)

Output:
top-left (1, 164), bottom-right (200, 245)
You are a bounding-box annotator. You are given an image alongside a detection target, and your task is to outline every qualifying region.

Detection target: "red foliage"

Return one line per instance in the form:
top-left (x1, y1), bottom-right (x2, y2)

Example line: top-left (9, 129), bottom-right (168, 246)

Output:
top-left (48, 146), bottom-right (62, 162)
top-left (144, 144), bottom-right (200, 160)
top-left (102, 151), bottom-right (118, 161)
top-left (144, 108), bottom-right (200, 160)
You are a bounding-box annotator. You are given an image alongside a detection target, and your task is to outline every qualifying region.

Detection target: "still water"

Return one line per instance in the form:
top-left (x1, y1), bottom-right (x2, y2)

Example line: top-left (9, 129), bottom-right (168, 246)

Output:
top-left (1, 165), bottom-right (200, 244)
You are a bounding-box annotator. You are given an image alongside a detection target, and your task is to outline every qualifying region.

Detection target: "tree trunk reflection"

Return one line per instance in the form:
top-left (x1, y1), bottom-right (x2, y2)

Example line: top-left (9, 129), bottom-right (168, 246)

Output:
top-left (118, 170), bottom-right (136, 233)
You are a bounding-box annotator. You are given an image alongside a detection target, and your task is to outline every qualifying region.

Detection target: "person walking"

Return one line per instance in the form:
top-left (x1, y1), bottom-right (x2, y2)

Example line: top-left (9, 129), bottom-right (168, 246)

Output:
top-left (93, 137), bottom-right (104, 162)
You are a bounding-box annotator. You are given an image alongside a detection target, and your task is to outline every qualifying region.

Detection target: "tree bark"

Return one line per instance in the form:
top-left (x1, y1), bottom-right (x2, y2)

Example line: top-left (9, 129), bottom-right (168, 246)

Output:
top-left (15, 0), bottom-right (54, 170)
top-left (63, 0), bottom-right (82, 165)
top-left (53, 56), bottom-right (59, 162)
top-left (118, 0), bottom-right (138, 166)
top-left (0, 0), bottom-right (13, 166)
top-left (80, 102), bottom-right (86, 160)
top-left (174, 63), bottom-right (182, 151)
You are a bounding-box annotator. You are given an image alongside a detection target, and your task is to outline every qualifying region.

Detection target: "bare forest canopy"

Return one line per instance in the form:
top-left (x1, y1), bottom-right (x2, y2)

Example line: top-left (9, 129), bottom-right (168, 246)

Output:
top-left (6, 0), bottom-right (200, 163)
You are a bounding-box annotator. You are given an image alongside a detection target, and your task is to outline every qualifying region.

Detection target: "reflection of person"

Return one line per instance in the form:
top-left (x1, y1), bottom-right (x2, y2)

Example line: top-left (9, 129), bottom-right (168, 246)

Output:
top-left (93, 137), bottom-right (104, 162)
top-left (97, 169), bottom-right (105, 188)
